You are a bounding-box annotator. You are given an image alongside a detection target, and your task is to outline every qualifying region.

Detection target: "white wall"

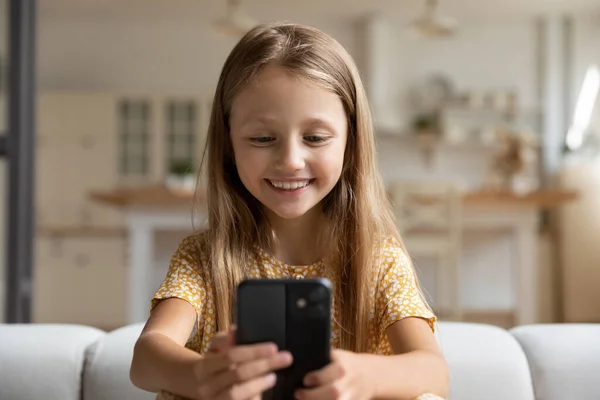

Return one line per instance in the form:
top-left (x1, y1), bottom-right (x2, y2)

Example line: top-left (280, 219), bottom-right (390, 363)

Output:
top-left (38, 15), bottom-right (541, 120)
top-left (37, 15), bottom-right (356, 95)
top-left (394, 20), bottom-right (538, 109)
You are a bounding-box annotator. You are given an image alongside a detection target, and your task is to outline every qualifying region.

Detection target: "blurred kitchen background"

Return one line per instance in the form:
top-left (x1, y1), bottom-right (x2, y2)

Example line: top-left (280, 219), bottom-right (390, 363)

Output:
top-left (1, 0), bottom-right (599, 331)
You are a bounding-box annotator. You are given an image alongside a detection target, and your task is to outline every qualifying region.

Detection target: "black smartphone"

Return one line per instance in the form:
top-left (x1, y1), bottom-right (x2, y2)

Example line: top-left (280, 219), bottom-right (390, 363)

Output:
top-left (235, 278), bottom-right (332, 400)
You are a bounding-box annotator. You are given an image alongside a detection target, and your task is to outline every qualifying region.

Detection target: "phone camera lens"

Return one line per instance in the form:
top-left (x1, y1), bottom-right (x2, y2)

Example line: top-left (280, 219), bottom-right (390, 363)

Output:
top-left (296, 298), bottom-right (307, 308)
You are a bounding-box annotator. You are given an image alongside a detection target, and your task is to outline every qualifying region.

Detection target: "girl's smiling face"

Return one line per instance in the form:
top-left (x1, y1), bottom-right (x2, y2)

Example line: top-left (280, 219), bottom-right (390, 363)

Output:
top-left (229, 64), bottom-right (348, 222)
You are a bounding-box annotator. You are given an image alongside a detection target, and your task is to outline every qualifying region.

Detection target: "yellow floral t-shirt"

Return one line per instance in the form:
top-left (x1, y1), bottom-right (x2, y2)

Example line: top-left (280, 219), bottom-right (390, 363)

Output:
top-left (151, 233), bottom-right (440, 399)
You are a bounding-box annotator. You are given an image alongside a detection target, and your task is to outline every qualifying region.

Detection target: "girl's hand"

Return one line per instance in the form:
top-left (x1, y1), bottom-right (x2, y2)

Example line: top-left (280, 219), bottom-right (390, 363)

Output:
top-left (295, 349), bottom-right (376, 400)
top-left (191, 327), bottom-right (293, 400)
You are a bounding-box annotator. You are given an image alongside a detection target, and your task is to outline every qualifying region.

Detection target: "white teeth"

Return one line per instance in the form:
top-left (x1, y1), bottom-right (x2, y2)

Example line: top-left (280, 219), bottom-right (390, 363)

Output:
top-left (269, 180), bottom-right (310, 190)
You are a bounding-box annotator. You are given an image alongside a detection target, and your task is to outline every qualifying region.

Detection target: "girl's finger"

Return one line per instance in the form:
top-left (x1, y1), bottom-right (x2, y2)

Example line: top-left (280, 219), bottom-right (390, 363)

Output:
top-left (225, 342), bottom-right (278, 364)
top-left (209, 351), bottom-right (292, 395)
top-left (210, 328), bottom-right (236, 353)
top-left (208, 332), bottom-right (230, 353)
top-left (201, 341), bottom-right (278, 377)
top-left (215, 373), bottom-right (277, 400)
top-left (303, 361), bottom-right (344, 387)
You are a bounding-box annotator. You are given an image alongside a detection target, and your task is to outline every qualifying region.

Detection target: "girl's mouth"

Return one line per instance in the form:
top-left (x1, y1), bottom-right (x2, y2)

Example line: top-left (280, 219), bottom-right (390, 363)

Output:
top-left (266, 179), bottom-right (314, 191)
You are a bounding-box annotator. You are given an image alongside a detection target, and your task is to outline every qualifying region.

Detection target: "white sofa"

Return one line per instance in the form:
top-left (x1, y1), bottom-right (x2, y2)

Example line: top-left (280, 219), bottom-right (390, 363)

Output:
top-left (1, 322), bottom-right (599, 400)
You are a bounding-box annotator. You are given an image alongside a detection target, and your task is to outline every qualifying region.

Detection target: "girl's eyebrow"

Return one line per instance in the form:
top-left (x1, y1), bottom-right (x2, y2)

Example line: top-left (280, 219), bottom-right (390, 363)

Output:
top-left (238, 115), bottom-right (341, 133)
top-left (303, 117), bottom-right (338, 131)
top-left (241, 115), bottom-right (277, 125)
top-left (235, 116), bottom-right (277, 131)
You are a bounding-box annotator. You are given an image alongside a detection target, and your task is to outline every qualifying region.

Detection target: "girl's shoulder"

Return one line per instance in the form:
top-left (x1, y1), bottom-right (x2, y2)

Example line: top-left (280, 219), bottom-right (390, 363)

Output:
top-left (373, 234), bottom-right (406, 260)
top-left (371, 234), bottom-right (411, 276)
top-left (171, 230), bottom-right (211, 272)
top-left (379, 234), bottom-right (402, 250)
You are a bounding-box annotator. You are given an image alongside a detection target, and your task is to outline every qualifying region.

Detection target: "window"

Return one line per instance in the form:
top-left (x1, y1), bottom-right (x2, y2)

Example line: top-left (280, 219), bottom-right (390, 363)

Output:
top-left (165, 100), bottom-right (196, 173)
top-left (118, 99), bottom-right (151, 177)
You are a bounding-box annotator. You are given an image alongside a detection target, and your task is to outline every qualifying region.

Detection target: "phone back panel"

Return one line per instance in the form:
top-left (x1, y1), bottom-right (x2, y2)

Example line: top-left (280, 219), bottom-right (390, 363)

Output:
top-left (236, 278), bottom-right (331, 400)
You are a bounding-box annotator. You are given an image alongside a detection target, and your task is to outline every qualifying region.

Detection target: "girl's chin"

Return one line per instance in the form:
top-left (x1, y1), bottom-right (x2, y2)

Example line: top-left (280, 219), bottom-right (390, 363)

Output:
top-left (269, 209), bottom-right (313, 221)
top-left (264, 204), bottom-right (323, 222)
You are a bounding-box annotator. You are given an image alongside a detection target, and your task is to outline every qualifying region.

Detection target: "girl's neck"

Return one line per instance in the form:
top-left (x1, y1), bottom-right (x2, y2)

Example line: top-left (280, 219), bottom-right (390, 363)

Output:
top-left (267, 206), bottom-right (325, 266)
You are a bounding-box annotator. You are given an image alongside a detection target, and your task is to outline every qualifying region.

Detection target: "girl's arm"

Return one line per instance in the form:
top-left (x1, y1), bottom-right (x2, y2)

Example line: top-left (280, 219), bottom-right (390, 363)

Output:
top-left (130, 298), bottom-right (203, 397)
top-left (131, 298), bottom-right (292, 399)
top-left (297, 317), bottom-right (448, 400)
top-left (370, 317), bottom-right (449, 400)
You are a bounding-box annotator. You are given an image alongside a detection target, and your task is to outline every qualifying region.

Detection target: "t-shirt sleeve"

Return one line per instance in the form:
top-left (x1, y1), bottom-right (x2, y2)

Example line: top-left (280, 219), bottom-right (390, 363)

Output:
top-left (151, 235), bottom-right (207, 319)
top-left (377, 238), bottom-right (437, 333)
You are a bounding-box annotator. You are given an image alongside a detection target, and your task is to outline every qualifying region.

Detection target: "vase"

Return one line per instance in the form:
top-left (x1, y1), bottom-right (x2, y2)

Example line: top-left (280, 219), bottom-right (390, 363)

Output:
top-left (165, 174), bottom-right (195, 193)
top-left (417, 130), bottom-right (438, 168)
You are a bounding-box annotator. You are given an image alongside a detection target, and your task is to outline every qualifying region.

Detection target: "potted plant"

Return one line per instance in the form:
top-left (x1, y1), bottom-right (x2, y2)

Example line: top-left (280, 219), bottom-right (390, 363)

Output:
top-left (166, 160), bottom-right (196, 193)
top-left (411, 112), bottom-right (440, 167)
top-left (412, 113), bottom-right (437, 135)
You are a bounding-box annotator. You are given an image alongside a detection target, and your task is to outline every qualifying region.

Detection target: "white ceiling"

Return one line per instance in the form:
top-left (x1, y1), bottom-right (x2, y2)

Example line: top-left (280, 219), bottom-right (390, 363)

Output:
top-left (38, 0), bottom-right (600, 22)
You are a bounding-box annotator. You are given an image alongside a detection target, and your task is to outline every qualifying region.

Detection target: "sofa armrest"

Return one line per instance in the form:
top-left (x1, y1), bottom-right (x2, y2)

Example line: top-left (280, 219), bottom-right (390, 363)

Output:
top-left (511, 324), bottom-right (600, 400)
top-left (437, 322), bottom-right (535, 400)
top-left (0, 324), bottom-right (106, 400)
top-left (83, 322), bottom-right (154, 400)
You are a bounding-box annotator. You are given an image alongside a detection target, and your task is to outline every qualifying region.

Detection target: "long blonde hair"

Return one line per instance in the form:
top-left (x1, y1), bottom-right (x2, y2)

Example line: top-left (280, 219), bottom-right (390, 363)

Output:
top-left (197, 22), bottom-right (421, 352)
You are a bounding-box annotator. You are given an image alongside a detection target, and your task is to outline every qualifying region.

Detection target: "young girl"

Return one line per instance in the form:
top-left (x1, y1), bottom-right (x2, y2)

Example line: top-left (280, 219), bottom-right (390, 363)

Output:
top-left (130, 22), bottom-right (449, 400)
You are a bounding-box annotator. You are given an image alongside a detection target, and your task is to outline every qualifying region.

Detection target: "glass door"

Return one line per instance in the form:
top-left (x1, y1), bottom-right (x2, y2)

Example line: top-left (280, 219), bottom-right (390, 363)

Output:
top-left (2, 0), bottom-right (37, 323)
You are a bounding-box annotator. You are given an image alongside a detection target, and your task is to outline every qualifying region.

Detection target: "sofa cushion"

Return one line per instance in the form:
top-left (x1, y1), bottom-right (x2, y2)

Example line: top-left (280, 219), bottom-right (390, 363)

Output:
top-left (83, 322), bottom-right (154, 400)
top-left (511, 324), bottom-right (600, 400)
top-left (83, 321), bottom-right (539, 400)
top-left (437, 322), bottom-right (535, 400)
top-left (0, 324), bottom-right (105, 400)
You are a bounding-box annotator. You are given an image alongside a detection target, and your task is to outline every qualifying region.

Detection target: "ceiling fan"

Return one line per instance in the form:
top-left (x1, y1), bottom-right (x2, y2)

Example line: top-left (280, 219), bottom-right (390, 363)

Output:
top-left (212, 0), bottom-right (257, 38)
top-left (409, 0), bottom-right (458, 38)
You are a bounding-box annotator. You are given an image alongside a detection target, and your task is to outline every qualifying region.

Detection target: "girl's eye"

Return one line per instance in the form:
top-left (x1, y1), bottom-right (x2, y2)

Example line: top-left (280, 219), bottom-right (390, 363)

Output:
top-left (304, 135), bottom-right (328, 144)
top-left (250, 136), bottom-right (275, 144)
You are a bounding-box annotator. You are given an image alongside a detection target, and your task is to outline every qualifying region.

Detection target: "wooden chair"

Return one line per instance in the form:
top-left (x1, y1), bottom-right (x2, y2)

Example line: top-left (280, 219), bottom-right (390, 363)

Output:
top-left (389, 181), bottom-right (464, 321)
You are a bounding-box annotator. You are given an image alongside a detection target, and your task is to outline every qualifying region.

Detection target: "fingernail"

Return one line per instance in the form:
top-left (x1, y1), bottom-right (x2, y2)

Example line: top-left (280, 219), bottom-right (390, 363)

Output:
top-left (267, 343), bottom-right (278, 353)
top-left (278, 351), bottom-right (292, 363)
top-left (303, 375), bottom-right (312, 386)
top-left (265, 373), bottom-right (277, 385)
top-left (294, 391), bottom-right (302, 400)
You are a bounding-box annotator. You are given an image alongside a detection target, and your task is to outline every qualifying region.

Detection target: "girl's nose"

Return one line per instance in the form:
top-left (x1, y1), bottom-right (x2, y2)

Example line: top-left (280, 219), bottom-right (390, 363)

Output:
top-left (275, 140), bottom-right (305, 172)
